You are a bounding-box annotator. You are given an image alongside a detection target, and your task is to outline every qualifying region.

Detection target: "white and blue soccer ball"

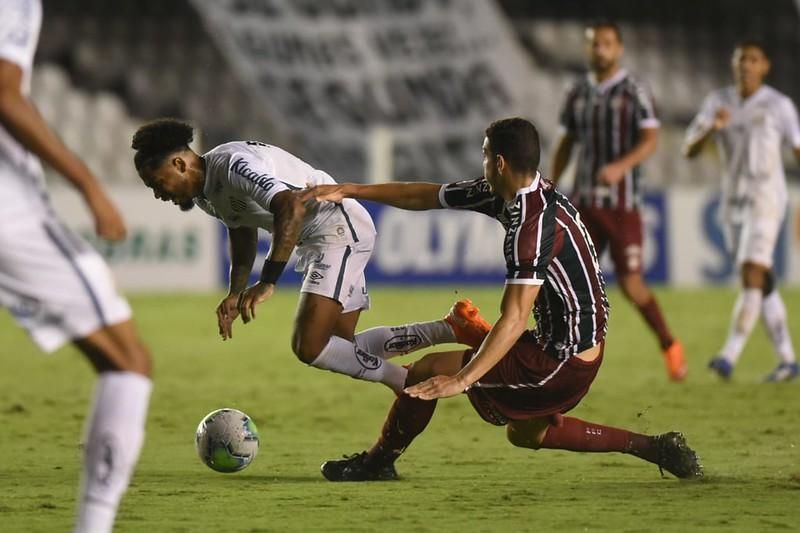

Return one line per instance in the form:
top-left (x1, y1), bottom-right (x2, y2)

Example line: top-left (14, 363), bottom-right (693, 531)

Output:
top-left (195, 408), bottom-right (260, 473)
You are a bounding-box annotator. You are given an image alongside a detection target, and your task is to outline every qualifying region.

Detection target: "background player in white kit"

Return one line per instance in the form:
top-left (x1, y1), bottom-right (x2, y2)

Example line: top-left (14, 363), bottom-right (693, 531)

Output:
top-left (684, 40), bottom-right (800, 382)
top-left (0, 1), bottom-right (153, 532)
top-left (131, 119), bottom-right (489, 394)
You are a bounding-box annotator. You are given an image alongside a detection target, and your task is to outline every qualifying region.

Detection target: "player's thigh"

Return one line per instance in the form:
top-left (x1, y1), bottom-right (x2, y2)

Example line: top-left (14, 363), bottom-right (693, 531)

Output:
top-left (406, 350), bottom-right (467, 386)
top-left (74, 319), bottom-right (152, 376)
top-left (579, 207), bottom-right (609, 255)
top-left (607, 209), bottom-right (643, 276)
top-left (506, 416), bottom-right (552, 449)
top-left (292, 291), bottom-right (344, 359)
top-left (0, 218), bottom-right (132, 353)
top-left (298, 243), bottom-right (372, 314)
top-left (332, 309), bottom-right (362, 341)
top-left (736, 215), bottom-right (781, 283)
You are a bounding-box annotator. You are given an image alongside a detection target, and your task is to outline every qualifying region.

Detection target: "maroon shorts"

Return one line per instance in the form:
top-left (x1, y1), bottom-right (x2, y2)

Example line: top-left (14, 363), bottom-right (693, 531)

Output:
top-left (463, 333), bottom-right (603, 426)
top-left (578, 206), bottom-right (643, 275)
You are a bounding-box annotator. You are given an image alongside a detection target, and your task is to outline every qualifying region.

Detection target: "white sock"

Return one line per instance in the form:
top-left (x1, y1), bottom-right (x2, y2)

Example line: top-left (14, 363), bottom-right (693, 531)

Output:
top-left (762, 290), bottom-right (796, 364)
top-left (75, 372), bottom-right (152, 533)
top-left (310, 336), bottom-right (408, 393)
top-left (720, 288), bottom-right (762, 365)
top-left (354, 320), bottom-right (456, 359)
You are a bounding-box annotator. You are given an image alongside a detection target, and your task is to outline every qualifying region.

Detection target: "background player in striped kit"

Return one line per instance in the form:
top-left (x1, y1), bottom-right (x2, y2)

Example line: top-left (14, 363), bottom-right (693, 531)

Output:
top-left (0, 1), bottom-right (153, 531)
top-left (684, 41), bottom-right (800, 382)
top-left (132, 119), bottom-right (487, 395)
top-left (302, 118), bottom-right (702, 482)
top-left (550, 21), bottom-right (687, 381)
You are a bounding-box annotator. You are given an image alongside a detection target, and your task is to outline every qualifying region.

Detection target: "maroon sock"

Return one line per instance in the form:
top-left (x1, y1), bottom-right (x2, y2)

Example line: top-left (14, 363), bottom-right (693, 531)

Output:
top-left (366, 394), bottom-right (437, 466)
top-left (637, 297), bottom-right (674, 350)
top-left (540, 417), bottom-right (658, 464)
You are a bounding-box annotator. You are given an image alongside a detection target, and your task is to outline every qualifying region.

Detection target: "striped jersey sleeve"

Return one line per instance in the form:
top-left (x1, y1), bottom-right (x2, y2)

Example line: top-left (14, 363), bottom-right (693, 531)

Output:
top-left (504, 188), bottom-right (557, 286)
top-left (558, 84), bottom-right (581, 136)
top-left (227, 151), bottom-right (288, 212)
top-left (438, 177), bottom-right (504, 217)
top-left (632, 79), bottom-right (660, 129)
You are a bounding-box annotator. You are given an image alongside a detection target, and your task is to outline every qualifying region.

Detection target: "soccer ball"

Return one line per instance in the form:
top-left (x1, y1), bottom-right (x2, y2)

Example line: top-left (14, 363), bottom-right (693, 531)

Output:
top-left (195, 408), bottom-right (260, 473)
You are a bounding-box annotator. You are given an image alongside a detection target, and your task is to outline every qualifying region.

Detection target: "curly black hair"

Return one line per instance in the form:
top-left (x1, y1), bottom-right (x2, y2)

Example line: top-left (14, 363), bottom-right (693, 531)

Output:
top-left (132, 118), bottom-right (194, 173)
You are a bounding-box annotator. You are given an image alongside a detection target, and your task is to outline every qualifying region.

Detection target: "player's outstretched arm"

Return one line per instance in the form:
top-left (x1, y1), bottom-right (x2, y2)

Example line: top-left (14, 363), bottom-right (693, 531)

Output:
top-left (683, 107), bottom-right (730, 158)
top-left (237, 190), bottom-right (305, 324)
top-left (405, 283), bottom-right (540, 400)
top-left (550, 131), bottom-right (575, 184)
top-left (217, 226), bottom-right (258, 340)
top-left (0, 59), bottom-right (125, 240)
top-left (597, 127), bottom-right (658, 185)
top-left (227, 226), bottom-right (259, 294)
top-left (301, 182), bottom-right (443, 211)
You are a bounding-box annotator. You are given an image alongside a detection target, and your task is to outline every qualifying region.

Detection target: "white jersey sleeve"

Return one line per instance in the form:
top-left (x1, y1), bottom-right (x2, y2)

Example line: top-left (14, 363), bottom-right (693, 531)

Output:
top-left (0, 0), bottom-right (40, 71)
top-left (227, 150), bottom-right (290, 212)
top-left (684, 91), bottom-right (719, 146)
top-left (777, 96), bottom-right (800, 149)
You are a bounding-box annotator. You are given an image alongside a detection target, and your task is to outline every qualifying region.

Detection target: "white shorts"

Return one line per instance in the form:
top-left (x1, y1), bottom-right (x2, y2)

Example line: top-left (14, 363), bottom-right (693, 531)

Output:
top-left (296, 241), bottom-right (373, 313)
top-left (0, 216), bottom-right (131, 352)
top-left (294, 198), bottom-right (376, 314)
top-left (724, 211), bottom-right (783, 269)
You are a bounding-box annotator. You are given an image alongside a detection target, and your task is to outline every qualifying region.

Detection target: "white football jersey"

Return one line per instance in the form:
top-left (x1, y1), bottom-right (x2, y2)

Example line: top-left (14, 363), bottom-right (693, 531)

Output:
top-left (0, 0), bottom-right (48, 222)
top-left (685, 85), bottom-right (800, 222)
top-left (196, 141), bottom-right (375, 247)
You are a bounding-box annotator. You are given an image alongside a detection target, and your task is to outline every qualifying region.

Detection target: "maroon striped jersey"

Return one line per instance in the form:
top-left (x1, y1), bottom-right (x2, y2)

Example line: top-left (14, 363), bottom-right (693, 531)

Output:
top-left (559, 69), bottom-right (659, 210)
top-left (439, 174), bottom-right (609, 359)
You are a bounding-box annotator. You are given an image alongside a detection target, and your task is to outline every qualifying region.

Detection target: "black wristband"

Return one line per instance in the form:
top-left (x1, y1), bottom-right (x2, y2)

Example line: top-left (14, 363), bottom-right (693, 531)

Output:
top-left (259, 260), bottom-right (287, 284)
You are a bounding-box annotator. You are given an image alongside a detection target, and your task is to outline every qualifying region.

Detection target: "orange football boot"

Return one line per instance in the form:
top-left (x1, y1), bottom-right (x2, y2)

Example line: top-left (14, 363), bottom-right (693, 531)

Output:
top-left (444, 299), bottom-right (491, 348)
top-left (663, 340), bottom-right (688, 382)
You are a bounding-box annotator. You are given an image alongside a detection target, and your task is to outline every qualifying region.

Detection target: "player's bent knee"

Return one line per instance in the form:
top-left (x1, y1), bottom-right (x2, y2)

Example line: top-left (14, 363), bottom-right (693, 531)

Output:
top-left (506, 420), bottom-right (548, 450)
top-left (114, 343), bottom-right (152, 377)
top-left (114, 333), bottom-right (153, 377)
top-left (741, 262), bottom-right (768, 289)
top-left (404, 353), bottom-right (445, 386)
top-left (291, 334), bottom-right (326, 364)
top-left (78, 327), bottom-right (153, 377)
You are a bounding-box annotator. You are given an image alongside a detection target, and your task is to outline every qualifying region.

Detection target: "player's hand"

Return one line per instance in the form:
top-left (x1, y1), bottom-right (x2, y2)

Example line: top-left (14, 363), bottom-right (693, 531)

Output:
top-left (216, 292), bottom-right (241, 340)
top-left (596, 161), bottom-right (627, 185)
top-left (713, 107), bottom-right (731, 130)
top-left (404, 374), bottom-right (470, 400)
top-left (86, 191), bottom-right (127, 241)
top-left (237, 282), bottom-right (275, 324)
top-left (297, 184), bottom-right (346, 204)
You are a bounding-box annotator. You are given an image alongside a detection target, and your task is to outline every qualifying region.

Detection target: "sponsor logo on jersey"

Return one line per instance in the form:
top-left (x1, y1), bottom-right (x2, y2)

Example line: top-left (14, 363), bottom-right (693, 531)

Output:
top-left (308, 271), bottom-right (324, 284)
top-left (231, 158), bottom-right (276, 192)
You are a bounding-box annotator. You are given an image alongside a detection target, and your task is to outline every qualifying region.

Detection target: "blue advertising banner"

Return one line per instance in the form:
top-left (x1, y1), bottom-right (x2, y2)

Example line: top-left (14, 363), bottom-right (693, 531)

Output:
top-left (218, 196), bottom-right (672, 287)
top-left (219, 201), bottom-right (508, 287)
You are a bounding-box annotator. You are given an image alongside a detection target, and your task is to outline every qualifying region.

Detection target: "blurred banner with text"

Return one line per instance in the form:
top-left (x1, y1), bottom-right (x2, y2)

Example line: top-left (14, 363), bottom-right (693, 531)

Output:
top-left (191, 0), bottom-right (539, 182)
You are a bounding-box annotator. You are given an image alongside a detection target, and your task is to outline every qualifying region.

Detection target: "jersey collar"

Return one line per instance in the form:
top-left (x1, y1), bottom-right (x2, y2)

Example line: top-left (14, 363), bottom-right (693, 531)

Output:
top-left (515, 172), bottom-right (541, 197)
top-left (588, 68), bottom-right (628, 93)
top-left (736, 84), bottom-right (769, 107)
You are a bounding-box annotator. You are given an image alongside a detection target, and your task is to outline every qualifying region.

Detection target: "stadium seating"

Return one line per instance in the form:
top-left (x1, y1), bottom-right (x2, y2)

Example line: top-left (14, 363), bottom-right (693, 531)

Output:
top-left (34, 0), bottom-right (799, 187)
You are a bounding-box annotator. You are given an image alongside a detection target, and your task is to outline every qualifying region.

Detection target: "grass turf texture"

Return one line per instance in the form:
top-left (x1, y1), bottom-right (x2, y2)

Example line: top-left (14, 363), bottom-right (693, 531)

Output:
top-left (1, 287), bottom-right (799, 532)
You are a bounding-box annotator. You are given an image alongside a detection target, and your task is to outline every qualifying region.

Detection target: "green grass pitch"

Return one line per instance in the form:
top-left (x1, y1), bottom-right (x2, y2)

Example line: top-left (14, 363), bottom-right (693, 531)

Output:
top-left (1, 286), bottom-right (799, 532)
